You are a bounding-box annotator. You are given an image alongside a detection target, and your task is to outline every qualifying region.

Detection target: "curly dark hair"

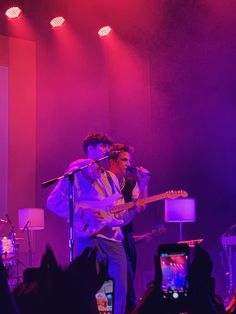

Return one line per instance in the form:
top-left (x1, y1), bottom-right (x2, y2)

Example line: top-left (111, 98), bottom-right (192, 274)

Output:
top-left (82, 132), bottom-right (113, 154)
top-left (109, 143), bottom-right (134, 160)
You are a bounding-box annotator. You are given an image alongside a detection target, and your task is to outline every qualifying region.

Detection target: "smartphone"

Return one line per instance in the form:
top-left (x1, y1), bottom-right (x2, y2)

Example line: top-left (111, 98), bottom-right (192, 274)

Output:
top-left (158, 243), bottom-right (189, 301)
top-left (95, 278), bottom-right (114, 314)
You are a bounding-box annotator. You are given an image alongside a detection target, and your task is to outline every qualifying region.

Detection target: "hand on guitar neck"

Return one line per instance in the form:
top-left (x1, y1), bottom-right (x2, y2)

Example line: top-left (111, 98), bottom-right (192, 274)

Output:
top-left (134, 224), bottom-right (167, 244)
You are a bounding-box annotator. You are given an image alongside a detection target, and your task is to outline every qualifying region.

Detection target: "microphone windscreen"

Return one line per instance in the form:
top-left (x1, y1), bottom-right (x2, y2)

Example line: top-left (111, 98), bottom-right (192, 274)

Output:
top-left (126, 166), bottom-right (138, 173)
top-left (127, 166), bottom-right (151, 176)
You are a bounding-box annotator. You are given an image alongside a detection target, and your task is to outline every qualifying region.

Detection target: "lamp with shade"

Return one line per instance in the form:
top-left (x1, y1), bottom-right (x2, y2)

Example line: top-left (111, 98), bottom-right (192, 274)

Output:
top-left (18, 208), bottom-right (44, 266)
top-left (165, 198), bottom-right (196, 241)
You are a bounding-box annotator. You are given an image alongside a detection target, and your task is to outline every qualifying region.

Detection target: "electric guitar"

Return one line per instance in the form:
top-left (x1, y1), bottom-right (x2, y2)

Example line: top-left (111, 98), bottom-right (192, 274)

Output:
top-left (75, 190), bottom-right (188, 237)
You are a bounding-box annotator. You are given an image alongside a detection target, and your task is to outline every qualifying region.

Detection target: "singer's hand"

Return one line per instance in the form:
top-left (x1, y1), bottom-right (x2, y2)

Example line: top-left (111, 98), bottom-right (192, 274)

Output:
top-left (137, 166), bottom-right (150, 176)
top-left (137, 166), bottom-right (150, 184)
top-left (135, 204), bottom-right (145, 213)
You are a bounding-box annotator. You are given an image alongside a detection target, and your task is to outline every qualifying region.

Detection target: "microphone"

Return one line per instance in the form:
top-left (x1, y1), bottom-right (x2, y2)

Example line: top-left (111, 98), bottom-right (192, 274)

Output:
top-left (127, 166), bottom-right (151, 176)
top-left (126, 166), bottom-right (138, 173)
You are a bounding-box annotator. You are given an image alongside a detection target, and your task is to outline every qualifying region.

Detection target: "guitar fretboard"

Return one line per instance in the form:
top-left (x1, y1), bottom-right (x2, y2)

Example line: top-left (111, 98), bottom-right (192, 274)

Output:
top-left (110, 192), bottom-right (168, 214)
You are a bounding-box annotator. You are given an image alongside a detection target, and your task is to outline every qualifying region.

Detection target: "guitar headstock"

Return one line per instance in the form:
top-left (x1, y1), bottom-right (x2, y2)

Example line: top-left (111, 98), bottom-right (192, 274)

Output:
top-left (165, 190), bottom-right (188, 199)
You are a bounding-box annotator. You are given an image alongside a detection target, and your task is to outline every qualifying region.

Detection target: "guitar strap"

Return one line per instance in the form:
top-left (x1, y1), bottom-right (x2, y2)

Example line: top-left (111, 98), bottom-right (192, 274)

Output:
top-left (105, 170), bottom-right (121, 194)
top-left (77, 166), bottom-right (119, 197)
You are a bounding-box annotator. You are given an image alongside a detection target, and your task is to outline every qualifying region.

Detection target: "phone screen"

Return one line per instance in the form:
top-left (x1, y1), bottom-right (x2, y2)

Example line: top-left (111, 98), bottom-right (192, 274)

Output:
top-left (95, 278), bottom-right (114, 314)
top-left (160, 250), bottom-right (189, 300)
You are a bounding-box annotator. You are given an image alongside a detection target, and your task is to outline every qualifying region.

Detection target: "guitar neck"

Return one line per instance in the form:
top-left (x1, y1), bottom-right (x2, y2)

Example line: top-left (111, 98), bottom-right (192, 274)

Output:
top-left (110, 192), bottom-right (167, 215)
top-left (139, 193), bottom-right (167, 205)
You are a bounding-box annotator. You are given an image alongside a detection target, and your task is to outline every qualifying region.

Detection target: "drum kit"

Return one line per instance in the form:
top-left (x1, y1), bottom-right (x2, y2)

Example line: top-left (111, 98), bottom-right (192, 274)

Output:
top-left (0, 217), bottom-right (24, 289)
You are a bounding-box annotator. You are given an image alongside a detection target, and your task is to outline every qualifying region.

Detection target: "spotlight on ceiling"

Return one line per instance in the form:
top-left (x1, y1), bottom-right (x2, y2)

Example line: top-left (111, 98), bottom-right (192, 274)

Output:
top-left (98, 26), bottom-right (112, 38)
top-left (5, 6), bottom-right (22, 19)
top-left (50, 16), bottom-right (65, 29)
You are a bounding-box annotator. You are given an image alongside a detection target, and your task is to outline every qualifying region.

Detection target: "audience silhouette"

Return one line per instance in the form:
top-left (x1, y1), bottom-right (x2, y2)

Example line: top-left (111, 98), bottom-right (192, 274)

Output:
top-left (132, 244), bottom-right (226, 314)
top-left (0, 243), bottom-right (233, 314)
top-left (6, 245), bottom-right (107, 314)
top-left (0, 256), bottom-right (19, 314)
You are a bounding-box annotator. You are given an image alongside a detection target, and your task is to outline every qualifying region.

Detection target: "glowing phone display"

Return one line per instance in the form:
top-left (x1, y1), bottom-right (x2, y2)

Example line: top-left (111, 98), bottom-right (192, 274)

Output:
top-left (96, 278), bottom-right (114, 314)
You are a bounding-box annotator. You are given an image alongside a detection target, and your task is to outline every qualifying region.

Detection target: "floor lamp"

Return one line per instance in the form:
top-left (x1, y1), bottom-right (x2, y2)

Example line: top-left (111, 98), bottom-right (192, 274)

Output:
top-left (165, 198), bottom-right (196, 241)
top-left (18, 208), bottom-right (45, 266)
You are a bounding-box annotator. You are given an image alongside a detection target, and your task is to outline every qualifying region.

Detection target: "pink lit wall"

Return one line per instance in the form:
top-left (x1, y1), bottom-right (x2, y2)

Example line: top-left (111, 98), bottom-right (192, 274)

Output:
top-left (0, 64), bottom-right (8, 218)
top-left (0, 35), bottom-right (36, 265)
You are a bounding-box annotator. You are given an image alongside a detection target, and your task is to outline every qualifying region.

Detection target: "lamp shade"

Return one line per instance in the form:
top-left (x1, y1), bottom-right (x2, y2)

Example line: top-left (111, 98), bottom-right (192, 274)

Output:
top-left (18, 208), bottom-right (44, 230)
top-left (165, 198), bottom-right (196, 223)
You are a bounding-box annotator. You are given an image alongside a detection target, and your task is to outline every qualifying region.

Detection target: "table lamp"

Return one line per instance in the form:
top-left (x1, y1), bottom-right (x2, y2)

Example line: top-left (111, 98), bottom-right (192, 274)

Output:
top-left (18, 208), bottom-right (44, 266)
top-left (165, 198), bottom-right (196, 241)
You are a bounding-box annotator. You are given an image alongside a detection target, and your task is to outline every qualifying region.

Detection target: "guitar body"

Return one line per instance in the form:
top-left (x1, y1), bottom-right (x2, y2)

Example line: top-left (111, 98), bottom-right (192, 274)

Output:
top-left (76, 193), bottom-right (122, 210)
top-left (75, 220), bottom-right (106, 238)
top-left (75, 193), bottom-right (124, 237)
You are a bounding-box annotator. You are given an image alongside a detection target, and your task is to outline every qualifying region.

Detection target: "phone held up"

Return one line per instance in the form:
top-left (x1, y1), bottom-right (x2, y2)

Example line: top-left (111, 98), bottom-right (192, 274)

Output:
top-left (96, 278), bottom-right (114, 314)
top-left (157, 243), bottom-right (189, 309)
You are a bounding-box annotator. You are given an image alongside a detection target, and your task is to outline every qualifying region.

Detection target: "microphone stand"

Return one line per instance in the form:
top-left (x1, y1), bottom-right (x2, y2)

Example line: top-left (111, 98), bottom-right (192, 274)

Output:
top-left (42, 155), bottom-right (110, 262)
top-left (21, 220), bottom-right (33, 267)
